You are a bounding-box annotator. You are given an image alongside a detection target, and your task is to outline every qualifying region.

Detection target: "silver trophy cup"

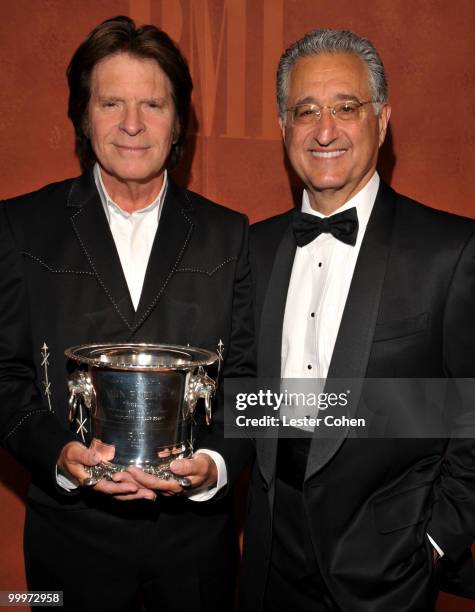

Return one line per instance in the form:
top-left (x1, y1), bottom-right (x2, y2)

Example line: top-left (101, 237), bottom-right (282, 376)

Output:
top-left (64, 343), bottom-right (218, 486)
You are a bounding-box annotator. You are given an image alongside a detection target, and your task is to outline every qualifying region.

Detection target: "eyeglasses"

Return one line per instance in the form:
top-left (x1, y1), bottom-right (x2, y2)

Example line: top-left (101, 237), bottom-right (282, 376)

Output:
top-left (286, 100), bottom-right (373, 125)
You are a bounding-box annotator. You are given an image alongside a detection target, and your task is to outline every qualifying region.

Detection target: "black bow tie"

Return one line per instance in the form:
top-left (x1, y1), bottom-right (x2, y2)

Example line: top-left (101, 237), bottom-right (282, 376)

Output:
top-left (292, 207), bottom-right (359, 247)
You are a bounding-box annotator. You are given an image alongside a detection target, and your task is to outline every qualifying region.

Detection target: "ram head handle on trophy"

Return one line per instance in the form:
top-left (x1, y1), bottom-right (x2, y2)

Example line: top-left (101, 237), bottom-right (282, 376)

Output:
top-left (185, 366), bottom-right (216, 425)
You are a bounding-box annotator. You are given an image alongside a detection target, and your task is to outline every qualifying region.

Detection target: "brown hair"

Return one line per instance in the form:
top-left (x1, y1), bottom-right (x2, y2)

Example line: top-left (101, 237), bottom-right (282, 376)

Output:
top-left (67, 15), bottom-right (192, 171)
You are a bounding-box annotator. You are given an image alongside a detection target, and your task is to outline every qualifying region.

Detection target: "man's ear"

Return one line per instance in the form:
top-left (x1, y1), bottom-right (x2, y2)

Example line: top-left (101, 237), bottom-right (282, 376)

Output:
top-left (378, 104), bottom-right (391, 148)
top-left (82, 106), bottom-right (91, 139)
top-left (82, 122), bottom-right (89, 139)
top-left (172, 121), bottom-right (180, 145)
top-left (279, 116), bottom-right (286, 144)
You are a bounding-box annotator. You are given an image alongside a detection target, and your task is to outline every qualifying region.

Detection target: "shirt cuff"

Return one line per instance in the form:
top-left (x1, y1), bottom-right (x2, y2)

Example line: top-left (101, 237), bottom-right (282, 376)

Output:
top-left (186, 449), bottom-right (228, 502)
top-left (427, 533), bottom-right (444, 558)
top-left (56, 466), bottom-right (80, 491)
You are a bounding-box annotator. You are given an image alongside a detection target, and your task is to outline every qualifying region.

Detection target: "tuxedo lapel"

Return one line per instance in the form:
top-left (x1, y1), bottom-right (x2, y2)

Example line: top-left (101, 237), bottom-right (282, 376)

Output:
top-left (256, 220), bottom-right (296, 486)
top-left (67, 172), bottom-right (136, 330)
top-left (305, 183), bottom-right (397, 481)
top-left (132, 179), bottom-right (194, 335)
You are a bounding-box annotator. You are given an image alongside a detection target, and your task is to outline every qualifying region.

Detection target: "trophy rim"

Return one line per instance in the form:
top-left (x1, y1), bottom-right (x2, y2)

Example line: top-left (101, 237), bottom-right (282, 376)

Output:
top-left (64, 342), bottom-right (218, 371)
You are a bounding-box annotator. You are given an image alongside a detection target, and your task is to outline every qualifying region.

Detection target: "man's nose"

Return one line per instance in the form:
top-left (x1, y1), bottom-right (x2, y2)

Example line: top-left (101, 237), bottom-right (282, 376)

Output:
top-left (119, 104), bottom-right (144, 136)
top-left (312, 110), bottom-right (339, 146)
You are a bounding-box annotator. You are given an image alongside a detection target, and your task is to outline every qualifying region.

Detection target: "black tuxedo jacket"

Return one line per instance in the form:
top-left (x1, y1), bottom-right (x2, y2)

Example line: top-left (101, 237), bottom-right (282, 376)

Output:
top-left (240, 182), bottom-right (475, 611)
top-left (0, 171), bottom-right (254, 551)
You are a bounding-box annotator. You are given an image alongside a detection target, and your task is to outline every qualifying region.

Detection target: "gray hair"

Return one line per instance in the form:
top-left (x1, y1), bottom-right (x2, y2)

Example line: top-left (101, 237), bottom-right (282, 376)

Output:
top-left (277, 29), bottom-right (388, 120)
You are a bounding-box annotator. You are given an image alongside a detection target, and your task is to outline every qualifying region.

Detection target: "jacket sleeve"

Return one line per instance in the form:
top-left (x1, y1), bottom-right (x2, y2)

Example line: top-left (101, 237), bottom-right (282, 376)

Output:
top-left (197, 213), bottom-right (256, 488)
top-left (428, 227), bottom-right (475, 562)
top-left (0, 203), bottom-right (78, 487)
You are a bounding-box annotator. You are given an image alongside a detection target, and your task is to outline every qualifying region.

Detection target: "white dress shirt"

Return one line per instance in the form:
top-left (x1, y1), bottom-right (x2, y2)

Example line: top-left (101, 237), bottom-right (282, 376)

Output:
top-left (282, 173), bottom-right (379, 381)
top-left (57, 165), bottom-right (226, 500)
top-left (94, 164), bottom-right (166, 310)
top-left (281, 171), bottom-right (443, 557)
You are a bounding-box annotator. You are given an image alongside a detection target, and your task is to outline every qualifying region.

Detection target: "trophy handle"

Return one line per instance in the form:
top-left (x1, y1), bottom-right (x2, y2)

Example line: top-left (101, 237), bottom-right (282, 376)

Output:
top-left (185, 367), bottom-right (216, 425)
top-left (68, 370), bottom-right (96, 442)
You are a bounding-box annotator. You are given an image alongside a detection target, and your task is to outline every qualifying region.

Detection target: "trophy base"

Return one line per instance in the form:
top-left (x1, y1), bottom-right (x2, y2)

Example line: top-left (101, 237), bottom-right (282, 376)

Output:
top-left (83, 462), bottom-right (191, 488)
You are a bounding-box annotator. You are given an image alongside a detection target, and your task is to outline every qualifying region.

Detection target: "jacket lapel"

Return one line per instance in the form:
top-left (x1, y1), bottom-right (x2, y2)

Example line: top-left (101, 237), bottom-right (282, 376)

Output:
top-left (256, 220), bottom-right (296, 487)
top-left (67, 172), bottom-right (136, 330)
top-left (305, 183), bottom-right (397, 481)
top-left (132, 178), bottom-right (194, 335)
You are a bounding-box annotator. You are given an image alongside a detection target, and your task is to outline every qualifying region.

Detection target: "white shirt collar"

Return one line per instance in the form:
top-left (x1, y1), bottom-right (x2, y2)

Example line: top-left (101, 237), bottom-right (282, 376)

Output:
top-left (93, 163), bottom-right (168, 222)
top-left (301, 172), bottom-right (380, 232)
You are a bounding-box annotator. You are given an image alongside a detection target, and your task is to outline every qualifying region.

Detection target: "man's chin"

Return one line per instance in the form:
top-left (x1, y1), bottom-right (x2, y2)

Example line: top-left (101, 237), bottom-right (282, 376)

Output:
top-left (307, 179), bottom-right (349, 195)
top-left (105, 166), bottom-right (164, 185)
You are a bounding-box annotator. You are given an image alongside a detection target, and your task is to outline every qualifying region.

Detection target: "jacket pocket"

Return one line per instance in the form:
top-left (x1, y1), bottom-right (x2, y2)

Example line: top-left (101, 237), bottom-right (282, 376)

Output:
top-left (373, 482), bottom-right (433, 533)
top-left (373, 312), bottom-right (429, 342)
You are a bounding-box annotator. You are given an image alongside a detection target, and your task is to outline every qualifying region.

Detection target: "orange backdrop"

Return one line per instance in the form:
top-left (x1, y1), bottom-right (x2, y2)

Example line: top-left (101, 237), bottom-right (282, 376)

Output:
top-left (0, 1), bottom-right (474, 610)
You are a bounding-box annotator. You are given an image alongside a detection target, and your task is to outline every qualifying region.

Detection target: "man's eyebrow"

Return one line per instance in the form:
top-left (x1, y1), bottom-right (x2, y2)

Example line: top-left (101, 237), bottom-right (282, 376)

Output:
top-left (333, 93), bottom-right (362, 102)
top-left (96, 95), bottom-right (123, 102)
top-left (292, 93), bottom-right (363, 106)
top-left (141, 97), bottom-right (168, 104)
top-left (292, 96), bottom-right (318, 106)
top-left (94, 95), bottom-right (169, 104)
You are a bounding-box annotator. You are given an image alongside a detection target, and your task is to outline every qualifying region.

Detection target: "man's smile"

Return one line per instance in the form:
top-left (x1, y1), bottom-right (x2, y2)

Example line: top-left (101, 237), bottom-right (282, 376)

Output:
top-left (114, 145), bottom-right (151, 153)
top-left (309, 149), bottom-right (347, 159)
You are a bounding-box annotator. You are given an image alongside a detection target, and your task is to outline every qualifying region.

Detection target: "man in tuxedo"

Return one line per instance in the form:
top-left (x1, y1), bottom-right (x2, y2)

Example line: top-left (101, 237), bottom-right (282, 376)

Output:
top-left (240, 29), bottom-right (475, 611)
top-left (0, 16), bottom-right (253, 612)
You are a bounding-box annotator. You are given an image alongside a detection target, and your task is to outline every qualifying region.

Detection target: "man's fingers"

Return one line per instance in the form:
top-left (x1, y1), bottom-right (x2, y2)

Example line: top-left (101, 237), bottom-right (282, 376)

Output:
top-left (114, 490), bottom-right (158, 502)
top-left (75, 447), bottom-right (102, 467)
top-left (94, 478), bottom-right (157, 500)
top-left (169, 458), bottom-right (196, 475)
top-left (127, 466), bottom-right (184, 494)
top-left (59, 441), bottom-right (190, 495)
top-left (111, 471), bottom-right (141, 485)
top-left (57, 441), bottom-right (102, 483)
top-left (93, 479), bottom-right (139, 496)
top-left (59, 441), bottom-right (101, 467)
top-left (67, 447), bottom-right (103, 484)
top-left (168, 458), bottom-right (203, 488)
top-left (170, 454), bottom-right (217, 488)
top-left (90, 438), bottom-right (115, 462)
top-left (91, 471), bottom-right (157, 499)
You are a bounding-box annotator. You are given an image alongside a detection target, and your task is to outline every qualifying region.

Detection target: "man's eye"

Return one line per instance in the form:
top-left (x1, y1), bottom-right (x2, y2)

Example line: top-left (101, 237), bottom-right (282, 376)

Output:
top-left (145, 101), bottom-right (164, 109)
top-left (296, 106), bottom-right (317, 118)
top-left (338, 103), bottom-right (358, 114)
top-left (102, 101), bottom-right (117, 108)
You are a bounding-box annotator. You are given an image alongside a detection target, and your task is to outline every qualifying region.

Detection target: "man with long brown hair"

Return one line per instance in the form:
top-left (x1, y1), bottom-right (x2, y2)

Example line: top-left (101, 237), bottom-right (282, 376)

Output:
top-left (0, 16), bottom-right (254, 611)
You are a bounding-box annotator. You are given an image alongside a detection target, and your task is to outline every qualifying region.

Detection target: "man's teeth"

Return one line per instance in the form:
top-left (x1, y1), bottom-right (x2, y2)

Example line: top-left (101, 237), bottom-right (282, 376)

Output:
top-left (311, 150), bottom-right (346, 158)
